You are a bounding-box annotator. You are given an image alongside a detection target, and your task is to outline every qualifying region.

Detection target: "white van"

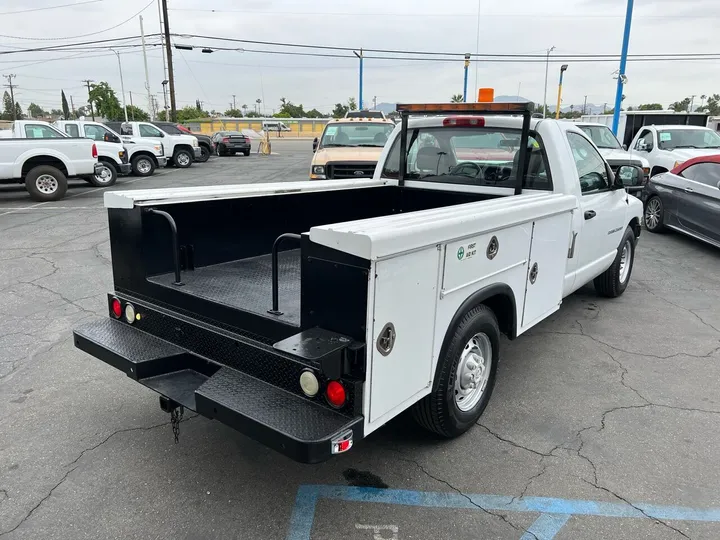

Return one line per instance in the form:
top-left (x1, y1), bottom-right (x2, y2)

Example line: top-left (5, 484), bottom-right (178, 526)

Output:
top-left (262, 120), bottom-right (291, 133)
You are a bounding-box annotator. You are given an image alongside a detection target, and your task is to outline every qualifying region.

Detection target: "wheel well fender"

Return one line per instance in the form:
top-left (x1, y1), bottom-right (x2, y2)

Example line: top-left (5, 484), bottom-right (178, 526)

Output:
top-left (173, 144), bottom-right (193, 155)
top-left (131, 150), bottom-right (158, 165)
top-left (628, 217), bottom-right (641, 239)
top-left (432, 284), bottom-right (517, 391)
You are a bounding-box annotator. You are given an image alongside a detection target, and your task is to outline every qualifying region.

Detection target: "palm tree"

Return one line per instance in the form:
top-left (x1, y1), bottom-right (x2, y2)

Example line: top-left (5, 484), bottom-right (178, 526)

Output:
top-left (700, 94), bottom-right (707, 109)
top-left (255, 98), bottom-right (262, 115)
top-left (242, 104), bottom-right (248, 116)
top-left (450, 94), bottom-right (463, 103)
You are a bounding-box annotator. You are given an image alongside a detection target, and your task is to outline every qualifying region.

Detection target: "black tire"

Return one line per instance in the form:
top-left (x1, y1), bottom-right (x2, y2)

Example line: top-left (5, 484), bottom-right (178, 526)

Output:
top-left (229, 150), bottom-right (236, 156)
top-left (644, 196), bottom-right (665, 233)
top-left (25, 165), bottom-right (68, 202)
top-left (197, 145), bottom-right (211, 163)
top-left (131, 154), bottom-right (156, 177)
top-left (243, 149), bottom-right (250, 156)
top-left (594, 226), bottom-right (636, 298)
top-left (87, 160), bottom-right (117, 187)
top-left (173, 148), bottom-right (193, 168)
top-left (412, 304), bottom-right (500, 437)
top-left (216, 145), bottom-right (226, 157)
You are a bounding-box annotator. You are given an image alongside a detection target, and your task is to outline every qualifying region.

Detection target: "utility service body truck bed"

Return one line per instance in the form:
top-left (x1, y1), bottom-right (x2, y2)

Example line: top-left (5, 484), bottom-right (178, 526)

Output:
top-left (74, 102), bottom-right (644, 463)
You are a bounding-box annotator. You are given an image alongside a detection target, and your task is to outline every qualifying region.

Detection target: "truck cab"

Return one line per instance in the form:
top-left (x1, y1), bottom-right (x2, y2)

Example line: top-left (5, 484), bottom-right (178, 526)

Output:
top-left (74, 102), bottom-right (643, 463)
top-left (310, 117), bottom-right (395, 179)
top-left (118, 121), bottom-right (201, 168)
top-left (629, 125), bottom-right (720, 177)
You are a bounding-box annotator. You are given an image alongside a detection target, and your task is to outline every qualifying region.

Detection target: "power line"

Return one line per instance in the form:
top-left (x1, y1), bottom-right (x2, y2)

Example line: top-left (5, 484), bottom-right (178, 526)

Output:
top-left (0, 0), bottom-right (105, 16)
top-left (0, 0), bottom-right (156, 41)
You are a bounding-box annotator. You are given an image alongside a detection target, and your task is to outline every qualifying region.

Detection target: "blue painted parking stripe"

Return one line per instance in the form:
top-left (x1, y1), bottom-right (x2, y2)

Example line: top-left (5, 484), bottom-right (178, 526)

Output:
top-left (521, 514), bottom-right (571, 540)
top-left (287, 485), bottom-right (720, 540)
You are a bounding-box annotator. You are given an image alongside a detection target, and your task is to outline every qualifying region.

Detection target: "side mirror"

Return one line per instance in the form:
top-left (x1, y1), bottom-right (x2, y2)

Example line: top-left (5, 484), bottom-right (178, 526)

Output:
top-left (636, 140), bottom-right (647, 151)
top-left (312, 137), bottom-right (318, 152)
top-left (717, 181), bottom-right (720, 190)
top-left (617, 165), bottom-right (643, 188)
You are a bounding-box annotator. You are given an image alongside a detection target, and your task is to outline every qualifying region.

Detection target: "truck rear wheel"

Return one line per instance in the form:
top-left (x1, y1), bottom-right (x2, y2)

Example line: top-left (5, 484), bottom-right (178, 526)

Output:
top-left (594, 226), bottom-right (636, 298)
top-left (87, 160), bottom-right (117, 187)
top-left (25, 165), bottom-right (68, 202)
top-left (412, 304), bottom-right (500, 438)
top-left (173, 149), bottom-right (193, 168)
top-left (131, 155), bottom-right (156, 177)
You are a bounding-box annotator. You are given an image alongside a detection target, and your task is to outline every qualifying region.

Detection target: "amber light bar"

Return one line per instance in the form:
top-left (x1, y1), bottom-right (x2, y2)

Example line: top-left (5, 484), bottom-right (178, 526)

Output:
top-left (396, 102), bottom-right (534, 114)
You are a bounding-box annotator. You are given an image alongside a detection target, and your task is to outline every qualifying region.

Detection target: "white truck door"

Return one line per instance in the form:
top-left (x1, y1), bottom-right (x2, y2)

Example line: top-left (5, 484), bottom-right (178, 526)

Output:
top-left (566, 132), bottom-right (626, 284)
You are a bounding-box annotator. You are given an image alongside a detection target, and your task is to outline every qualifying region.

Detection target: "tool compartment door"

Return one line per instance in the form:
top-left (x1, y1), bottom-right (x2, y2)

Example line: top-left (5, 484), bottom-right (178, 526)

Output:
top-left (520, 212), bottom-right (573, 331)
top-left (368, 246), bottom-right (440, 425)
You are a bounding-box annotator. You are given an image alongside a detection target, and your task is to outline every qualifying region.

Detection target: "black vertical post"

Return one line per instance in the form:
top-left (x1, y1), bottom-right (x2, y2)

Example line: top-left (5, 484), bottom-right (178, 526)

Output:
top-left (268, 233), bottom-right (301, 315)
top-left (515, 110), bottom-right (532, 195)
top-left (398, 110), bottom-right (409, 187)
top-left (146, 209), bottom-right (183, 286)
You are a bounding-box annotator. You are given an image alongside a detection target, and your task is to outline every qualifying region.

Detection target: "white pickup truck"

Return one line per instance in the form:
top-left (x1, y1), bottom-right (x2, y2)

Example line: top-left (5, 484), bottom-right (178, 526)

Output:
top-left (0, 121), bottom-right (102, 201)
top-left (74, 102), bottom-right (644, 463)
top-left (111, 121), bottom-right (201, 168)
top-left (629, 124), bottom-right (720, 177)
top-left (54, 120), bottom-right (167, 179)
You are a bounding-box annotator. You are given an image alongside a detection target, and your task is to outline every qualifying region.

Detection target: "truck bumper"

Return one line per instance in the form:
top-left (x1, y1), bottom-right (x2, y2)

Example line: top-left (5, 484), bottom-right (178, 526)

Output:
top-left (193, 147), bottom-right (203, 159)
top-left (157, 156), bottom-right (168, 168)
top-left (73, 316), bottom-right (363, 464)
top-left (119, 163), bottom-right (132, 175)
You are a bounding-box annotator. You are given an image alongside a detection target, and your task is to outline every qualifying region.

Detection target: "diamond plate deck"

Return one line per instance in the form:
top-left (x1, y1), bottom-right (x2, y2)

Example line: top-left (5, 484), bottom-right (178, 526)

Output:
top-left (147, 249), bottom-right (301, 325)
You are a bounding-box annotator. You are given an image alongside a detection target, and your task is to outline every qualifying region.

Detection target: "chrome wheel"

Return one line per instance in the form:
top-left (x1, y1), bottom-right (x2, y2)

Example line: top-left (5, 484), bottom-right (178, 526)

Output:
top-left (35, 174), bottom-right (58, 194)
top-left (645, 198), bottom-right (661, 229)
top-left (94, 165), bottom-right (113, 184)
top-left (136, 158), bottom-right (152, 175)
top-left (176, 152), bottom-right (190, 166)
top-left (454, 332), bottom-right (492, 412)
top-left (619, 239), bottom-right (632, 284)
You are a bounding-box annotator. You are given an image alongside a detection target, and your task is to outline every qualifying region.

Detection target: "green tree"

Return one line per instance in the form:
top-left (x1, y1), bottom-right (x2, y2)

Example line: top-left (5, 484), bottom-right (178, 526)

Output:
top-left (638, 103), bottom-right (663, 111)
top-left (125, 105), bottom-right (149, 121)
top-left (668, 97), bottom-right (691, 112)
top-left (347, 97), bottom-right (357, 111)
top-left (704, 94), bottom-right (720, 116)
top-left (88, 81), bottom-right (123, 120)
top-left (241, 104), bottom-right (248, 116)
top-left (224, 108), bottom-right (242, 117)
top-left (277, 97), bottom-right (306, 117)
top-left (50, 109), bottom-right (63, 117)
top-left (15, 102), bottom-right (24, 120)
top-left (305, 108), bottom-right (327, 118)
top-left (1, 91), bottom-right (12, 120)
top-left (245, 110), bottom-right (262, 118)
top-left (61, 90), bottom-right (71, 119)
top-left (176, 105), bottom-right (208, 122)
top-left (27, 103), bottom-right (46, 118)
top-left (332, 103), bottom-right (349, 118)
top-left (156, 110), bottom-right (168, 121)
top-left (450, 94), bottom-right (463, 103)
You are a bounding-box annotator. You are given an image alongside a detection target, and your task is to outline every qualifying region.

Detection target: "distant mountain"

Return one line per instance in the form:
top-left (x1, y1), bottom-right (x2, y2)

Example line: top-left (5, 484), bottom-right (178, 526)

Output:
top-left (374, 102), bottom-right (396, 114)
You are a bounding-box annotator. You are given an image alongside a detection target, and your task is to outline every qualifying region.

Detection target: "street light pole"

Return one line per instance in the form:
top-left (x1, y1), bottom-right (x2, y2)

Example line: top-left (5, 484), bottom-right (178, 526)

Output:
top-left (555, 64), bottom-right (568, 120)
top-left (463, 53), bottom-right (471, 102)
top-left (354, 49), bottom-right (363, 110)
top-left (542, 46), bottom-right (555, 118)
top-left (111, 50), bottom-right (128, 122)
top-left (612, 0), bottom-right (634, 135)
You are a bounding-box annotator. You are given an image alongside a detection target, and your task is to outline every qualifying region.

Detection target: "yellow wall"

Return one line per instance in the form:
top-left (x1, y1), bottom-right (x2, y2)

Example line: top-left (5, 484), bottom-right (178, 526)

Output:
top-left (188, 118), bottom-right (330, 138)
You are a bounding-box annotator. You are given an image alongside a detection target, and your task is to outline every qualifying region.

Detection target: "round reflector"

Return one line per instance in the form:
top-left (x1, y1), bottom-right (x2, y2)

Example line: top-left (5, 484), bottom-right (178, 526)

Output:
top-left (326, 380), bottom-right (346, 408)
top-left (299, 370), bottom-right (319, 397)
top-left (111, 298), bottom-right (122, 318)
top-left (124, 303), bottom-right (136, 324)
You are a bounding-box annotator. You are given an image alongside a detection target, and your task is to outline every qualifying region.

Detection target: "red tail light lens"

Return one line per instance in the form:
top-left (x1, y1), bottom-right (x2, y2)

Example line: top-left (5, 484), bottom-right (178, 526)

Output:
top-left (111, 297), bottom-right (122, 318)
top-left (326, 381), bottom-right (346, 408)
top-left (222, 137), bottom-right (230, 143)
top-left (443, 117), bottom-right (485, 127)
top-left (92, 143), bottom-right (98, 158)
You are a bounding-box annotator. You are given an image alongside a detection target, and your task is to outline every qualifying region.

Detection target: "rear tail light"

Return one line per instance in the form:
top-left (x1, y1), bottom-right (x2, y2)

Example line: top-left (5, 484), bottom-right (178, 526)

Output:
top-left (299, 370), bottom-right (320, 397)
top-left (331, 429), bottom-right (354, 454)
top-left (110, 297), bottom-right (122, 318)
top-left (91, 143), bottom-right (98, 158)
top-left (325, 380), bottom-right (346, 408)
top-left (222, 137), bottom-right (230, 143)
top-left (443, 117), bottom-right (485, 127)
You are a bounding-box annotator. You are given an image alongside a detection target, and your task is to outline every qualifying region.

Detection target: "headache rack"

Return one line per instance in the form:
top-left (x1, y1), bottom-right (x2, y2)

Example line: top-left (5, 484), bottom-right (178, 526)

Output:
top-left (395, 101), bottom-right (535, 195)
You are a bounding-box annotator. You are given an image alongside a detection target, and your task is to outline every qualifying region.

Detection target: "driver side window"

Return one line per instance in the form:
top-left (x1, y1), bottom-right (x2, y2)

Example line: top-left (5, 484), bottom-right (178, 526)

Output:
top-left (635, 130), bottom-right (653, 151)
top-left (567, 132), bottom-right (610, 194)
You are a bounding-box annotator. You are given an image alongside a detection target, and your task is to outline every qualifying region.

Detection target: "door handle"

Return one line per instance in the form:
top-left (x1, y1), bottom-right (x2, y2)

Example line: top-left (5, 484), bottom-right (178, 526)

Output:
top-left (684, 187), bottom-right (694, 193)
top-left (584, 210), bottom-right (596, 220)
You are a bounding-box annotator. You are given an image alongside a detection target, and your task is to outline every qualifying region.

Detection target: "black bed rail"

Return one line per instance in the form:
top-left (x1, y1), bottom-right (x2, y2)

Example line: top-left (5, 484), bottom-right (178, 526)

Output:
top-left (268, 233), bottom-right (301, 316)
top-left (145, 208), bottom-right (183, 286)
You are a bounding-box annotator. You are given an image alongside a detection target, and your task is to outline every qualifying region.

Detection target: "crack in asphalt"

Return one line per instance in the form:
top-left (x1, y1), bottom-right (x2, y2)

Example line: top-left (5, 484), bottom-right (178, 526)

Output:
top-left (638, 284), bottom-right (720, 335)
top-left (579, 478), bottom-right (691, 539)
top-left (389, 452), bottom-right (538, 540)
top-left (475, 423), bottom-right (552, 458)
top-left (0, 415), bottom-right (197, 537)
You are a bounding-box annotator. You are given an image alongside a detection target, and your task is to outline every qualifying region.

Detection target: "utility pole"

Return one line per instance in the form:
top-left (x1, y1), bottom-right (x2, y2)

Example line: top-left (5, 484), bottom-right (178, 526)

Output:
top-left (583, 95), bottom-right (588, 115)
top-left (463, 53), bottom-right (470, 103)
top-left (160, 0), bottom-right (177, 121)
top-left (373, 96), bottom-right (377, 110)
top-left (140, 15), bottom-right (154, 121)
top-left (542, 46), bottom-right (555, 118)
top-left (2, 74), bottom-right (17, 120)
top-left (83, 79), bottom-right (95, 121)
top-left (689, 94), bottom-right (696, 112)
top-left (129, 91), bottom-right (135, 120)
top-left (603, 102), bottom-right (607, 114)
top-left (70, 95), bottom-right (76, 118)
top-left (612, 0), bottom-right (634, 135)
top-left (157, 0), bottom-right (168, 113)
top-left (353, 49), bottom-right (363, 110)
top-left (232, 94), bottom-right (236, 110)
top-left (111, 50), bottom-right (128, 122)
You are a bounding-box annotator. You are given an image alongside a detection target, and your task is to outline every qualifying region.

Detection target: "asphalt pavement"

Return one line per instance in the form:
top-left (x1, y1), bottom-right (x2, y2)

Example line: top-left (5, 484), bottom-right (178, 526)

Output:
top-left (1, 139), bottom-right (719, 539)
